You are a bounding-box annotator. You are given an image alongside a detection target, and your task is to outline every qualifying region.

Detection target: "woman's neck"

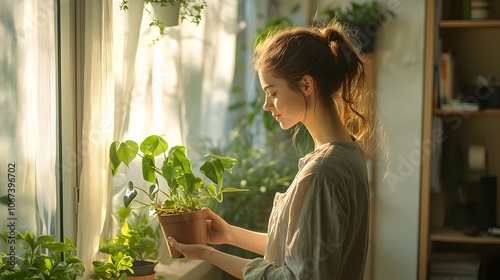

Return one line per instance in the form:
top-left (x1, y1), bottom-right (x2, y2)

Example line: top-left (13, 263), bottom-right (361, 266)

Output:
top-left (305, 106), bottom-right (352, 150)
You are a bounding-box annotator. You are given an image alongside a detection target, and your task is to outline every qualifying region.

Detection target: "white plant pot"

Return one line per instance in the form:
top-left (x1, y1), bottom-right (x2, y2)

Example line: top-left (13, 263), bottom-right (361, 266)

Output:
top-left (151, 2), bottom-right (181, 27)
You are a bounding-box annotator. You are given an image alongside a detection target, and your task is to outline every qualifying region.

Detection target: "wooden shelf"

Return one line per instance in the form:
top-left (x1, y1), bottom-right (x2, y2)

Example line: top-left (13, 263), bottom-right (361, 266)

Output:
top-left (434, 109), bottom-right (500, 115)
top-left (430, 228), bottom-right (500, 245)
top-left (420, 1), bottom-right (500, 279)
top-left (439, 20), bottom-right (500, 28)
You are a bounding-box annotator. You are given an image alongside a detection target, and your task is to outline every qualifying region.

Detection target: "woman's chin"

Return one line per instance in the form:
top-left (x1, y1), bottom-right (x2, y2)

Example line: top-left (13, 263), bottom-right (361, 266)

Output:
top-left (279, 123), bottom-right (293, 130)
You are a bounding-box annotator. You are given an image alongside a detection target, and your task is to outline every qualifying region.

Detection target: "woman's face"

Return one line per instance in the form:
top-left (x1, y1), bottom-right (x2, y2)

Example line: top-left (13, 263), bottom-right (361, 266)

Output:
top-left (258, 71), bottom-right (307, 130)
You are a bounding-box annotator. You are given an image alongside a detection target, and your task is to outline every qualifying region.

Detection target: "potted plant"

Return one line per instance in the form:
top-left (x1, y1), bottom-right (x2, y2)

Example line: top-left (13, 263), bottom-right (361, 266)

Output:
top-left (109, 134), bottom-right (248, 258)
top-left (119, 0), bottom-right (207, 36)
top-left (321, 1), bottom-right (395, 52)
top-left (92, 251), bottom-right (134, 280)
top-left (0, 229), bottom-right (85, 280)
top-left (93, 206), bottom-right (162, 280)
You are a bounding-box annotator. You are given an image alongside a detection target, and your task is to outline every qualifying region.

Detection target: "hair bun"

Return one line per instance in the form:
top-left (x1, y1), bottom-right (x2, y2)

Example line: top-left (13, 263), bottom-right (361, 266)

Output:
top-left (325, 29), bottom-right (343, 43)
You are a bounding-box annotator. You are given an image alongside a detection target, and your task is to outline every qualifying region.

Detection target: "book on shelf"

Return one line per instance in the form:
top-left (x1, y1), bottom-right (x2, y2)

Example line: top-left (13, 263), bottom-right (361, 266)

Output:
top-left (429, 251), bottom-right (480, 280)
top-left (432, 38), bottom-right (442, 109)
top-left (439, 52), bottom-right (453, 107)
top-left (440, 100), bottom-right (479, 112)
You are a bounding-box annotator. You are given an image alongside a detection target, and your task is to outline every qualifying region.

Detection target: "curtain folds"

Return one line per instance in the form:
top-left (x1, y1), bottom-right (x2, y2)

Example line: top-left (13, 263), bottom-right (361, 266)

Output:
top-left (76, 1), bottom-right (114, 279)
top-left (0, 0), bottom-right (57, 239)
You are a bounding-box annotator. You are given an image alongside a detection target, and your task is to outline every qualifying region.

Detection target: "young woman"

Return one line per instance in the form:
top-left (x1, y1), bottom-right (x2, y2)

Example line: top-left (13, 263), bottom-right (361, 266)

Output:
top-left (168, 21), bottom-right (376, 280)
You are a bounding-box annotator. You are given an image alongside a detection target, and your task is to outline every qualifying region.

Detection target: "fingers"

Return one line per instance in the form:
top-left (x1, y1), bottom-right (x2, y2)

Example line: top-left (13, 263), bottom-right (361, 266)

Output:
top-left (168, 236), bottom-right (179, 250)
top-left (206, 208), bottom-right (218, 219)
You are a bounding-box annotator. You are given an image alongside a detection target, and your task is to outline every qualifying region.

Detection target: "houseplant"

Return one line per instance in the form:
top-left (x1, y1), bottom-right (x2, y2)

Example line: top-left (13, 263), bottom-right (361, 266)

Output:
top-left (0, 229), bottom-right (85, 280)
top-left (93, 206), bottom-right (162, 280)
top-left (119, 0), bottom-right (207, 37)
top-left (91, 252), bottom-right (133, 280)
top-left (321, 1), bottom-right (395, 52)
top-left (109, 134), bottom-right (248, 257)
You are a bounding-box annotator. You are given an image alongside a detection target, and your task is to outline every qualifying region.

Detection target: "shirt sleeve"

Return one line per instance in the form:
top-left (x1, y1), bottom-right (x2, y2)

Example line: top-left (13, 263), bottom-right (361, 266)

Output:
top-left (242, 172), bottom-right (350, 279)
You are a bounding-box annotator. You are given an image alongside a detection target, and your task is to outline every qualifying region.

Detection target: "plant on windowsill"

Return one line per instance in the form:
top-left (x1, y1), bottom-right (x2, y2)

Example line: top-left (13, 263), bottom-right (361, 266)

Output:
top-left (91, 251), bottom-right (133, 280)
top-left (109, 134), bottom-right (248, 258)
top-left (92, 206), bottom-right (163, 280)
top-left (321, 1), bottom-right (395, 52)
top-left (0, 230), bottom-right (85, 280)
top-left (119, 0), bottom-right (207, 42)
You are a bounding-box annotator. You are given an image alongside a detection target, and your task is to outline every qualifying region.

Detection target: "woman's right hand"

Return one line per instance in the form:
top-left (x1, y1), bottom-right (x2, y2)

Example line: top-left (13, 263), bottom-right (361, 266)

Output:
top-left (206, 208), bottom-right (233, 245)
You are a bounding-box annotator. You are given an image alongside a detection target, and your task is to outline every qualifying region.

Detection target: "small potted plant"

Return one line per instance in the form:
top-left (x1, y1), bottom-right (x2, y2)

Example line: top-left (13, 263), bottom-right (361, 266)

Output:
top-left (0, 230), bottom-right (85, 280)
top-left (94, 206), bottom-right (162, 280)
top-left (109, 134), bottom-right (248, 258)
top-left (321, 1), bottom-right (395, 52)
top-left (91, 251), bottom-right (134, 280)
top-left (119, 0), bottom-right (207, 37)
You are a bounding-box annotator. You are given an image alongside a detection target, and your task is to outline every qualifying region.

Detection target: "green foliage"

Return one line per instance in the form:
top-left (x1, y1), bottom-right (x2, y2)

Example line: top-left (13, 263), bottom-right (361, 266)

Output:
top-left (99, 206), bottom-right (160, 262)
top-left (254, 3), bottom-right (301, 47)
top-left (92, 207), bottom-right (165, 279)
top-left (322, 1), bottom-right (395, 26)
top-left (119, 0), bottom-right (207, 37)
top-left (110, 135), bottom-right (248, 215)
top-left (0, 230), bottom-right (85, 280)
top-left (91, 251), bottom-right (133, 280)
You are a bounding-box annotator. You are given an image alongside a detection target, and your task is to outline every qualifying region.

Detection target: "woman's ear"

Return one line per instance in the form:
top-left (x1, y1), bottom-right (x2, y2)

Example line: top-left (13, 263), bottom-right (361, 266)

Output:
top-left (301, 74), bottom-right (314, 96)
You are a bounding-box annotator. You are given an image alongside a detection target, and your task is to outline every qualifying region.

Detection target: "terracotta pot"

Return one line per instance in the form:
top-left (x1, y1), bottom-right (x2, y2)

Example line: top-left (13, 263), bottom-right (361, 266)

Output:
top-left (126, 274), bottom-right (155, 280)
top-left (157, 208), bottom-right (208, 258)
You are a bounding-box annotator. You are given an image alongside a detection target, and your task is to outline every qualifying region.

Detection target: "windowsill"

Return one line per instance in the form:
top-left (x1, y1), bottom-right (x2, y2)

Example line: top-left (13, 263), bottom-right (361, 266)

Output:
top-left (155, 259), bottom-right (223, 280)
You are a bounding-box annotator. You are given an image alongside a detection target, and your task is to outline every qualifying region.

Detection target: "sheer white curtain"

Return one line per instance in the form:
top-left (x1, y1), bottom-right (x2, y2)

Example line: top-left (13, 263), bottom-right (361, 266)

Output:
top-left (76, 1), bottom-right (114, 279)
top-left (77, 0), bottom-right (238, 276)
top-left (123, 0), bottom-right (239, 148)
top-left (0, 0), bottom-right (57, 238)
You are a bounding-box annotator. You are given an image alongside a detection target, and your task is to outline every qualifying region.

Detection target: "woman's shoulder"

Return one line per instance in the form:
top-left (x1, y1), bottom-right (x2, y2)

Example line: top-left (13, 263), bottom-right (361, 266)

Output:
top-left (296, 140), bottom-right (367, 186)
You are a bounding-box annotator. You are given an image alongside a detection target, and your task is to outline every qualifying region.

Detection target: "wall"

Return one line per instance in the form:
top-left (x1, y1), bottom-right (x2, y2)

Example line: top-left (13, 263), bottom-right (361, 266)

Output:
top-left (372, 1), bottom-right (425, 279)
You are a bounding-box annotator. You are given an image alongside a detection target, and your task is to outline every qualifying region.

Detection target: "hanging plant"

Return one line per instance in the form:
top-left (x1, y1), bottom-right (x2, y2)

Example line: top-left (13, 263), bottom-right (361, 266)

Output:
top-left (119, 0), bottom-right (207, 39)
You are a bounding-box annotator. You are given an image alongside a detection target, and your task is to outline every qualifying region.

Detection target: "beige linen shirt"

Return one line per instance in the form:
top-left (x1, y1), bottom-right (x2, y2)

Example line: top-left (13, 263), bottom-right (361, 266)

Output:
top-left (242, 141), bottom-right (370, 279)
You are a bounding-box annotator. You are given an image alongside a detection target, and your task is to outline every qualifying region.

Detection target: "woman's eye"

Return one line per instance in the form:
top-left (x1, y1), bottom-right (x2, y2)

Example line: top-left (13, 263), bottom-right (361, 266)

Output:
top-left (269, 92), bottom-right (277, 97)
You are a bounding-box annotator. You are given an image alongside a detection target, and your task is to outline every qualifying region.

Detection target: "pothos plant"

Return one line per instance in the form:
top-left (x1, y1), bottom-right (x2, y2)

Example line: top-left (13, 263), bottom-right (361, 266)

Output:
top-left (119, 0), bottom-right (207, 36)
top-left (109, 134), bottom-right (248, 216)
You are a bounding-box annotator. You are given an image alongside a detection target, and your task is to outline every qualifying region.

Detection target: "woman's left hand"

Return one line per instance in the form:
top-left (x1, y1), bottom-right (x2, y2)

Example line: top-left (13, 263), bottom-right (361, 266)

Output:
top-left (168, 237), bottom-right (214, 260)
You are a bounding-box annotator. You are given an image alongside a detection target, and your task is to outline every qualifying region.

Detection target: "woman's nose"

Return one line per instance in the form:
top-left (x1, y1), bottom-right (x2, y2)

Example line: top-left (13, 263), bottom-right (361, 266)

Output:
top-left (262, 97), bottom-right (273, 111)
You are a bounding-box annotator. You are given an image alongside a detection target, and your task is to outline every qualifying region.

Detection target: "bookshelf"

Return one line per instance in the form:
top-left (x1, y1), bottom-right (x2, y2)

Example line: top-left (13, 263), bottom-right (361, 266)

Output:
top-left (419, 0), bottom-right (500, 280)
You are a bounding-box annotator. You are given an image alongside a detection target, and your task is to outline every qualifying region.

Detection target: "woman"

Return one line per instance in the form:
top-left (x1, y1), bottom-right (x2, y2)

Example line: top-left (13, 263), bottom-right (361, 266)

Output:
top-left (168, 21), bottom-right (376, 279)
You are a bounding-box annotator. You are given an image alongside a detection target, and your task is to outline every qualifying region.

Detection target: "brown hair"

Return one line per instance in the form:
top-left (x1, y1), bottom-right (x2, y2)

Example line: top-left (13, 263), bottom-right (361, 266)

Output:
top-left (253, 21), bottom-right (376, 154)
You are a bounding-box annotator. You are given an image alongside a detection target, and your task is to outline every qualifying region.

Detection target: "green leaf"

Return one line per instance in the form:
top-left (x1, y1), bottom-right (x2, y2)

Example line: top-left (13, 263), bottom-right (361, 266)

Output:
top-left (184, 173), bottom-right (203, 194)
top-left (170, 146), bottom-right (193, 173)
top-left (163, 200), bottom-right (175, 209)
top-left (117, 205), bottom-right (131, 224)
top-left (23, 230), bottom-right (37, 250)
top-left (140, 135), bottom-right (168, 157)
top-left (124, 181), bottom-right (138, 208)
top-left (205, 183), bottom-right (218, 197)
top-left (204, 154), bottom-right (237, 170)
top-left (142, 156), bottom-right (157, 183)
top-left (42, 242), bottom-right (67, 252)
top-left (109, 141), bottom-right (122, 176)
top-left (200, 159), bottom-right (224, 186)
top-left (117, 140), bottom-right (139, 166)
top-left (161, 160), bottom-right (174, 181)
top-left (149, 184), bottom-right (159, 200)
